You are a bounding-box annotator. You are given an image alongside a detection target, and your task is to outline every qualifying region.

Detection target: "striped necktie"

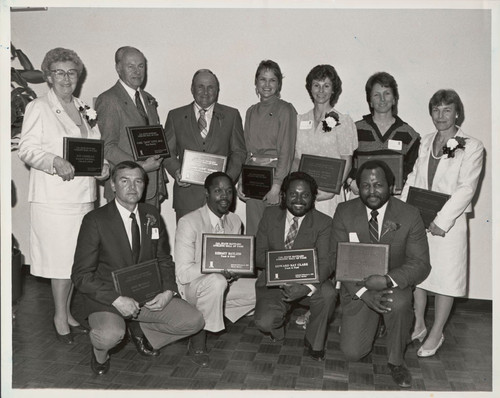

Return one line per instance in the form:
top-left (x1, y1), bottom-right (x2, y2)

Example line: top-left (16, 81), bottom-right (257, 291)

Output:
top-left (135, 90), bottom-right (149, 125)
top-left (369, 210), bottom-right (379, 243)
top-left (285, 217), bottom-right (299, 250)
top-left (198, 108), bottom-right (208, 139)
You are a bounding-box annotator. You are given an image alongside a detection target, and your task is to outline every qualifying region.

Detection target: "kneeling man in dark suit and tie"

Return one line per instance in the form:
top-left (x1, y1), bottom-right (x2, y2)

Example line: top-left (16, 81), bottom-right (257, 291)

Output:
top-left (332, 160), bottom-right (430, 388)
top-left (254, 172), bottom-right (336, 361)
top-left (72, 161), bottom-right (204, 375)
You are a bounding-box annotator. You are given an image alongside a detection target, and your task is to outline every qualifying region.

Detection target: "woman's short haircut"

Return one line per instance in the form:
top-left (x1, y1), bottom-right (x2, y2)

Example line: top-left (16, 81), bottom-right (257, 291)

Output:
top-left (111, 161), bottom-right (147, 183)
top-left (41, 47), bottom-right (84, 81)
top-left (365, 72), bottom-right (399, 116)
top-left (355, 160), bottom-right (395, 188)
top-left (280, 171), bottom-right (318, 209)
top-left (428, 89), bottom-right (465, 126)
top-left (255, 60), bottom-right (283, 95)
top-left (305, 64), bottom-right (343, 107)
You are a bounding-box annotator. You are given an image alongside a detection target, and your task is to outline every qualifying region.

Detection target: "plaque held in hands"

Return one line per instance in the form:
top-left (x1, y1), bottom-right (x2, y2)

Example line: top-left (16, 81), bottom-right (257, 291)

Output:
top-left (335, 242), bottom-right (389, 282)
top-left (111, 259), bottom-right (163, 306)
top-left (180, 150), bottom-right (227, 185)
top-left (201, 234), bottom-right (255, 275)
top-left (266, 248), bottom-right (319, 286)
top-left (126, 125), bottom-right (171, 161)
top-left (406, 186), bottom-right (450, 228)
top-left (63, 137), bottom-right (104, 176)
top-left (241, 165), bottom-right (274, 200)
top-left (299, 155), bottom-right (346, 194)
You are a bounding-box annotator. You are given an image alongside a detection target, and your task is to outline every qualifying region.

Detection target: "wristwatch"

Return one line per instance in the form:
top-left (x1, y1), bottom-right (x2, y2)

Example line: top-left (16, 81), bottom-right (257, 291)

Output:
top-left (385, 275), bottom-right (394, 288)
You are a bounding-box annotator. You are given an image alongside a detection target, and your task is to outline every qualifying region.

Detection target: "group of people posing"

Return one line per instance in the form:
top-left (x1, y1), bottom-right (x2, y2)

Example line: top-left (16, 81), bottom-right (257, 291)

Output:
top-left (18, 45), bottom-right (484, 389)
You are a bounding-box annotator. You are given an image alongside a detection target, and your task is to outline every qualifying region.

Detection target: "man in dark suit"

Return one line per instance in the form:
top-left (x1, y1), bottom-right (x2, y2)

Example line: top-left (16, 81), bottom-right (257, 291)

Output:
top-left (164, 69), bottom-right (246, 221)
top-left (72, 161), bottom-right (204, 375)
top-left (96, 46), bottom-right (167, 209)
top-left (254, 172), bottom-right (336, 361)
top-left (333, 160), bottom-right (430, 388)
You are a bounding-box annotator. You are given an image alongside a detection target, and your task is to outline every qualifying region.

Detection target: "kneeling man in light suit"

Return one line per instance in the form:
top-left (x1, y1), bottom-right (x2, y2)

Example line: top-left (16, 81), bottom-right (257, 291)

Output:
top-left (175, 172), bottom-right (256, 367)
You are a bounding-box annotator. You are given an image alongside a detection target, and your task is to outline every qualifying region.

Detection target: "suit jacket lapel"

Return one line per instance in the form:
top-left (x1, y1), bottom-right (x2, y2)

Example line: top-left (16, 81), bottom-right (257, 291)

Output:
top-left (350, 200), bottom-right (371, 243)
top-left (432, 129), bottom-right (466, 190)
top-left (379, 198), bottom-right (400, 243)
top-left (113, 81), bottom-right (145, 124)
top-left (186, 103), bottom-right (205, 148)
top-left (272, 209), bottom-right (287, 250)
top-left (293, 211), bottom-right (313, 248)
top-left (47, 89), bottom-right (82, 137)
top-left (205, 103), bottom-right (223, 143)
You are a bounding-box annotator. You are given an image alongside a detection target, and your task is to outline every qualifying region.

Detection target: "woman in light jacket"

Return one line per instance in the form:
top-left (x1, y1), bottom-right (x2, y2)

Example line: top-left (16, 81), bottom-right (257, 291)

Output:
top-left (19, 48), bottom-right (109, 344)
top-left (401, 89), bottom-right (484, 357)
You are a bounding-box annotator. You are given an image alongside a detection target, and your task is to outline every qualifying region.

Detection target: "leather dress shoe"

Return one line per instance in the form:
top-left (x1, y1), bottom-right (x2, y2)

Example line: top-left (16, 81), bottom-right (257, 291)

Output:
top-left (388, 363), bottom-right (412, 388)
top-left (417, 334), bottom-right (444, 357)
top-left (187, 341), bottom-right (210, 367)
top-left (304, 338), bottom-right (325, 361)
top-left (90, 347), bottom-right (110, 375)
top-left (70, 324), bottom-right (89, 335)
top-left (53, 323), bottom-right (74, 345)
top-left (128, 326), bottom-right (160, 357)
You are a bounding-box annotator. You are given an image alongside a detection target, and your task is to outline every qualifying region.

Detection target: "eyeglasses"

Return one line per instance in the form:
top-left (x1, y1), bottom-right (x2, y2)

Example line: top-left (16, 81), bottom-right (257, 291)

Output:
top-left (50, 69), bottom-right (79, 80)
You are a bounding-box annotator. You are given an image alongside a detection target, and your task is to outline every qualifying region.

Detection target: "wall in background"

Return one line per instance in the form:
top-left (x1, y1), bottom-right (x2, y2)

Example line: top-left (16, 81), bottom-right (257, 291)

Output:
top-left (10, 6), bottom-right (492, 299)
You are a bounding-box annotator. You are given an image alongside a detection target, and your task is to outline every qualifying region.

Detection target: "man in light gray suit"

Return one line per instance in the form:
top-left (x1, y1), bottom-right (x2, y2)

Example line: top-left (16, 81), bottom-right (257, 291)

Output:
top-left (96, 46), bottom-right (167, 209)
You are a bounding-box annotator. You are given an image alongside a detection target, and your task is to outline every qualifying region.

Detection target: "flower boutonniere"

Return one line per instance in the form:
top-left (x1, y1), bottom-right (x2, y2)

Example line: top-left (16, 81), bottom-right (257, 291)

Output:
top-left (145, 213), bottom-right (157, 235)
top-left (380, 220), bottom-right (401, 239)
top-left (442, 136), bottom-right (467, 158)
top-left (79, 105), bottom-right (97, 128)
top-left (147, 96), bottom-right (158, 108)
top-left (321, 111), bottom-right (340, 133)
top-left (214, 112), bottom-right (224, 127)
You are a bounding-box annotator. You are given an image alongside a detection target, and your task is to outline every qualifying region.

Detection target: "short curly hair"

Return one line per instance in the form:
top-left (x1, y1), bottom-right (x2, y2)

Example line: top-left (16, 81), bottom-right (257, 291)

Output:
top-left (280, 171), bottom-right (318, 210)
top-left (305, 64), bottom-right (343, 107)
top-left (41, 47), bottom-right (84, 81)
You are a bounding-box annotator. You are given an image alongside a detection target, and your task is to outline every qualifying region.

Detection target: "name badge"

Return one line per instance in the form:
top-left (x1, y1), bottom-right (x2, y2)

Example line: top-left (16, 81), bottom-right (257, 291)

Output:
top-left (388, 139), bottom-right (402, 151)
top-left (300, 120), bottom-right (313, 129)
top-left (349, 232), bottom-right (360, 243)
top-left (151, 228), bottom-right (159, 240)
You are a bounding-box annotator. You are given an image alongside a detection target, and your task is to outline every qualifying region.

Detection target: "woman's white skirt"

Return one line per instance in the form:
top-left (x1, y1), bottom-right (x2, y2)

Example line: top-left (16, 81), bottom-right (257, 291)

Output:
top-left (30, 202), bottom-right (93, 279)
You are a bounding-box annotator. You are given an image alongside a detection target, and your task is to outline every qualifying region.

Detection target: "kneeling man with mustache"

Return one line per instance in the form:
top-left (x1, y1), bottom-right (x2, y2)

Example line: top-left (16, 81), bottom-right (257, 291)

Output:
top-left (254, 171), bottom-right (336, 361)
top-left (175, 172), bottom-right (257, 367)
top-left (333, 160), bottom-right (430, 388)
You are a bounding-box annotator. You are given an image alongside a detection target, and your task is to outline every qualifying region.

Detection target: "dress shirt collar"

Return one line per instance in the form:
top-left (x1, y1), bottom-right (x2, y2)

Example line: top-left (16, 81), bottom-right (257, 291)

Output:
top-left (194, 102), bottom-right (215, 121)
top-left (207, 204), bottom-right (226, 230)
top-left (284, 209), bottom-right (306, 239)
top-left (364, 201), bottom-right (388, 236)
top-left (115, 200), bottom-right (140, 246)
top-left (119, 79), bottom-right (144, 104)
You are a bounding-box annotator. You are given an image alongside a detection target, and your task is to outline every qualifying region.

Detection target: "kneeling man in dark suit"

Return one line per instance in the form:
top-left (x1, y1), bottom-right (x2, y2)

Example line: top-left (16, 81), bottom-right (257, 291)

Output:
top-left (254, 172), bottom-right (336, 361)
top-left (333, 160), bottom-right (430, 388)
top-left (72, 161), bottom-right (204, 375)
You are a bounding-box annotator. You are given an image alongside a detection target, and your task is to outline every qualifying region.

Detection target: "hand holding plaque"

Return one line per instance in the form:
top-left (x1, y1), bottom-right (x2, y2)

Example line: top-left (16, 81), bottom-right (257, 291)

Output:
top-left (180, 150), bottom-right (227, 185)
top-left (126, 125), bottom-right (171, 161)
top-left (266, 248), bottom-right (319, 286)
top-left (63, 137), bottom-right (104, 176)
top-left (201, 234), bottom-right (255, 275)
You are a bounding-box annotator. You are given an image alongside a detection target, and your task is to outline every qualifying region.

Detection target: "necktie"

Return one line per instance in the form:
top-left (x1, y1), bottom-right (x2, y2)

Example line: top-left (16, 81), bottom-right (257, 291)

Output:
top-left (369, 210), bottom-right (379, 243)
top-left (214, 217), bottom-right (225, 234)
top-left (130, 213), bottom-right (140, 263)
top-left (198, 108), bottom-right (208, 139)
top-left (285, 217), bottom-right (299, 250)
top-left (135, 90), bottom-right (149, 125)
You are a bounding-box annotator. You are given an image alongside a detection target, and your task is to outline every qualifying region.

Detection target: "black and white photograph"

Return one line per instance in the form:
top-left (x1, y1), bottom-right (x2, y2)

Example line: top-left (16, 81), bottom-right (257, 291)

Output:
top-left (2, 1), bottom-right (497, 397)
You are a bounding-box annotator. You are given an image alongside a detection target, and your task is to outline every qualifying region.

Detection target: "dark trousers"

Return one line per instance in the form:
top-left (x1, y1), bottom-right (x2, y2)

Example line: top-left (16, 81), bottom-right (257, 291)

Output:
top-left (254, 280), bottom-right (337, 350)
top-left (339, 286), bottom-right (413, 365)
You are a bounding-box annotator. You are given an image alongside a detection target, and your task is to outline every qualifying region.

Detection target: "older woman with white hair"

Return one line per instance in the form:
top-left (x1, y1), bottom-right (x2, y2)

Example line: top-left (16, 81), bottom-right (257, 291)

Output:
top-left (19, 47), bottom-right (109, 344)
